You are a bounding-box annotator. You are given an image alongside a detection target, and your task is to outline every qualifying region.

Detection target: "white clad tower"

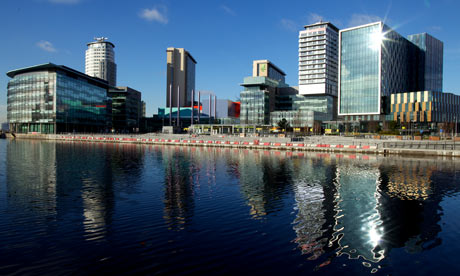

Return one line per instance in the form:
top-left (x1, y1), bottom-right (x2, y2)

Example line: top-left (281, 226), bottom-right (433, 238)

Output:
top-left (85, 37), bottom-right (116, 86)
top-left (298, 21), bottom-right (338, 96)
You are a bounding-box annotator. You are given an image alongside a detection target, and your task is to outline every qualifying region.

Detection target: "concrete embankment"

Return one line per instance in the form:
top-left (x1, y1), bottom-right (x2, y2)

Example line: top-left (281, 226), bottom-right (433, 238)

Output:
top-left (7, 133), bottom-right (460, 157)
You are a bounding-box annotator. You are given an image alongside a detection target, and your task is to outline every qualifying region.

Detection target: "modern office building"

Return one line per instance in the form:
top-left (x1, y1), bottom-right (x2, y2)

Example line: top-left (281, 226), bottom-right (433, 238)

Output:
top-left (240, 60), bottom-right (334, 130)
top-left (338, 22), bottom-right (421, 120)
top-left (271, 94), bottom-right (336, 128)
top-left (338, 22), bottom-right (444, 129)
top-left (7, 63), bottom-right (110, 134)
top-left (299, 21), bottom-right (339, 96)
top-left (390, 91), bottom-right (460, 123)
top-left (270, 109), bottom-right (330, 129)
top-left (85, 37), bottom-right (117, 86)
top-left (107, 86), bottom-right (142, 132)
top-left (166, 47), bottom-right (197, 107)
top-left (141, 101), bottom-right (146, 117)
top-left (240, 60), bottom-right (289, 125)
top-left (252, 60), bottom-right (286, 83)
top-left (407, 33), bottom-right (444, 92)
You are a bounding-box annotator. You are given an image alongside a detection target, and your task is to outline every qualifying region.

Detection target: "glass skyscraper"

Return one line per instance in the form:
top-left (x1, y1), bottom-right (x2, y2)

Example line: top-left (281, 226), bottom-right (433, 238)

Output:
top-left (7, 63), bottom-right (110, 134)
top-left (407, 33), bottom-right (443, 92)
top-left (339, 22), bottom-right (419, 118)
top-left (339, 22), bottom-right (444, 122)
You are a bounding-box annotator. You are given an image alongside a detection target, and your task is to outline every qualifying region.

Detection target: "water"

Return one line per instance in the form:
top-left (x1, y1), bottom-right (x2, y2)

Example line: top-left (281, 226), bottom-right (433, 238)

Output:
top-left (1, 139), bottom-right (460, 275)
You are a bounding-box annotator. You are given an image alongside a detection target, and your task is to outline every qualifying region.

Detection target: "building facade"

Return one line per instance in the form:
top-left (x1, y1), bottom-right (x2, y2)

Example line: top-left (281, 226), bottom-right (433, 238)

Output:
top-left (108, 86), bottom-right (142, 132)
top-left (407, 33), bottom-right (444, 92)
top-left (252, 60), bottom-right (286, 83)
top-left (338, 22), bottom-right (421, 120)
top-left (85, 37), bottom-right (116, 86)
top-left (166, 47), bottom-right (197, 107)
top-left (338, 22), bottom-right (444, 130)
top-left (390, 91), bottom-right (460, 123)
top-left (7, 63), bottom-right (110, 134)
top-left (298, 21), bottom-right (339, 96)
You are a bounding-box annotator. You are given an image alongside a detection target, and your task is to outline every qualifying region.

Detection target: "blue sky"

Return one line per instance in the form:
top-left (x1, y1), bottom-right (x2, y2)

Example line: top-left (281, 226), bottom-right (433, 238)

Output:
top-left (1, 0), bottom-right (460, 122)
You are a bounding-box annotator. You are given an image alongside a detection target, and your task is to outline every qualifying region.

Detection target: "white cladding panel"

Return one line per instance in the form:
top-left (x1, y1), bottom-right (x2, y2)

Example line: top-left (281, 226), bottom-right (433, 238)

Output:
top-left (299, 83), bottom-right (326, 95)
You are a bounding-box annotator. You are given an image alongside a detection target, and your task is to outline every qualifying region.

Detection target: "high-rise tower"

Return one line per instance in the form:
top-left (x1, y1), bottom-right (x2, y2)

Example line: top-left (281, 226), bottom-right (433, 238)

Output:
top-left (85, 37), bottom-right (116, 86)
top-left (407, 33), bottom-right (444, 92)
top-left (298, 21), bottom-right (339, 96)
top-left (166, 47), bottom-right (196, 107)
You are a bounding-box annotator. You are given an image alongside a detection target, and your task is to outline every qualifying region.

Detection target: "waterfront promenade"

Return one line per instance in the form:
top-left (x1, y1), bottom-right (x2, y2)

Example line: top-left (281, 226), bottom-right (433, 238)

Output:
top-left (7, 132), bottom-right (460, 157)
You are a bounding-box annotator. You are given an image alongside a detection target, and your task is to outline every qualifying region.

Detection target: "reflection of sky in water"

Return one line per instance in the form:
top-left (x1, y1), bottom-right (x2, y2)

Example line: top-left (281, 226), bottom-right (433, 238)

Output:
top-left (2, 141), bottom-right (460, 275)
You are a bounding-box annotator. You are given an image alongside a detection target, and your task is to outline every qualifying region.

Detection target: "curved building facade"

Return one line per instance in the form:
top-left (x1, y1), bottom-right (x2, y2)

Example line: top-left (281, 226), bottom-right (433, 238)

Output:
top-left (7, 63), bottom-right (110, 134)
top-left (85, 37), bottom-right (116, 86)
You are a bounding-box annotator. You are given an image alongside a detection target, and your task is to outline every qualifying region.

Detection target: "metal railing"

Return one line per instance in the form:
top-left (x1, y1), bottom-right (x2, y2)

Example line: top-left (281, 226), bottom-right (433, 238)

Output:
top-left (383, 141), bottom-right (460, 151)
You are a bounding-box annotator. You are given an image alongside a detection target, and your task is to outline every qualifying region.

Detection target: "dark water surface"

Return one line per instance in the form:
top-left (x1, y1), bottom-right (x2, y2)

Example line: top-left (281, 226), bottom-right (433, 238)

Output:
top-left (1, 139), bottom-right (460, 275)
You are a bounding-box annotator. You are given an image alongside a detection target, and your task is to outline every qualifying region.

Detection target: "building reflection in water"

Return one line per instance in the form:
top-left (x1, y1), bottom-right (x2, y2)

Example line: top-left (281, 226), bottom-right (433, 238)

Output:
top-left (292, 154), bottom-right (338, 260)
top-left (6, 140), bottom-right (146, 242)
top-left (6, 140), bottom-right (57, 216)
top-left (80, 143), bottom-right (144, 240)
top-left (161, 146), bottom-right (199, 231)
top-left (290, 153), bottom-right (460, 272)
top-left (230, 150), bottom-right (294, 219)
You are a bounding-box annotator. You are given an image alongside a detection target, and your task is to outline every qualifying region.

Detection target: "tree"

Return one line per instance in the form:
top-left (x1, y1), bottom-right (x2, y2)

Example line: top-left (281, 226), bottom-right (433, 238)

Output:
top-left (277, 118), bottom-right (290, 133)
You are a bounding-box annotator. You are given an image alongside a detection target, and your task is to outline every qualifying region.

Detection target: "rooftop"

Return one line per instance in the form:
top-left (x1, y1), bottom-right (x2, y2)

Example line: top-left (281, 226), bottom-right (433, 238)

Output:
top-left (6, 63), bottom-right (113, 88)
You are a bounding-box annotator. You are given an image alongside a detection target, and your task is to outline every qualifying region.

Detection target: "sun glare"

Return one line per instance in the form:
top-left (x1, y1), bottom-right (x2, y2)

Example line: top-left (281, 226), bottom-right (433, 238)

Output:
top-left (369, 31), bottom-right (385, 51)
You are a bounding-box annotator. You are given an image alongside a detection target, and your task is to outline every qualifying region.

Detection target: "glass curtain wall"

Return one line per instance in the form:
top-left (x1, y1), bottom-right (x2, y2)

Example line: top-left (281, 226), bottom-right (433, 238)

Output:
top-left (55, 73), bottom-right (107, 133)
top-left (240, 87), bottom-right (270, 125)
top-left (340, 23), bottom-right (380, 115)
top-left (7, 71), bottom-right (56, 133)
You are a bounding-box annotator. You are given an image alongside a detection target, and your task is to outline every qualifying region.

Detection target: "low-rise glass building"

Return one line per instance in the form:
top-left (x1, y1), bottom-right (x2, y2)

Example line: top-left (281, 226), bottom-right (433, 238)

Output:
top-left (108, 86), bottom-right (142, 132)
top-left (270, 110), bottom-right (329, 128)
top-left (7, 63), bottom-right (110, 134)
top-left (240, 76), bottom-right (287, 125)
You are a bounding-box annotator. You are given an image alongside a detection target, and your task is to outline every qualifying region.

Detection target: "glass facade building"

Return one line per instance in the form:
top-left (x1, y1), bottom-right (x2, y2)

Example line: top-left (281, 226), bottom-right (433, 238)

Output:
top-left (7, 63), bottom-right (110, 134)
top-left (271, 110), bottom-right (329, 128)
top-left (339, 22), bottom-right (420, 117)
top-left (108, 86), bottom-right (142, 132)
top-left (292, 95), bottom-right (336, 120)
top-left (339, 23), bottom-right (382, 115)
top-left (407, 33), bottom-right (443, 92)
top-left (339, 22), bottom-right (444, 123)
top-left (240, 77), bottom-right (282, 125)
